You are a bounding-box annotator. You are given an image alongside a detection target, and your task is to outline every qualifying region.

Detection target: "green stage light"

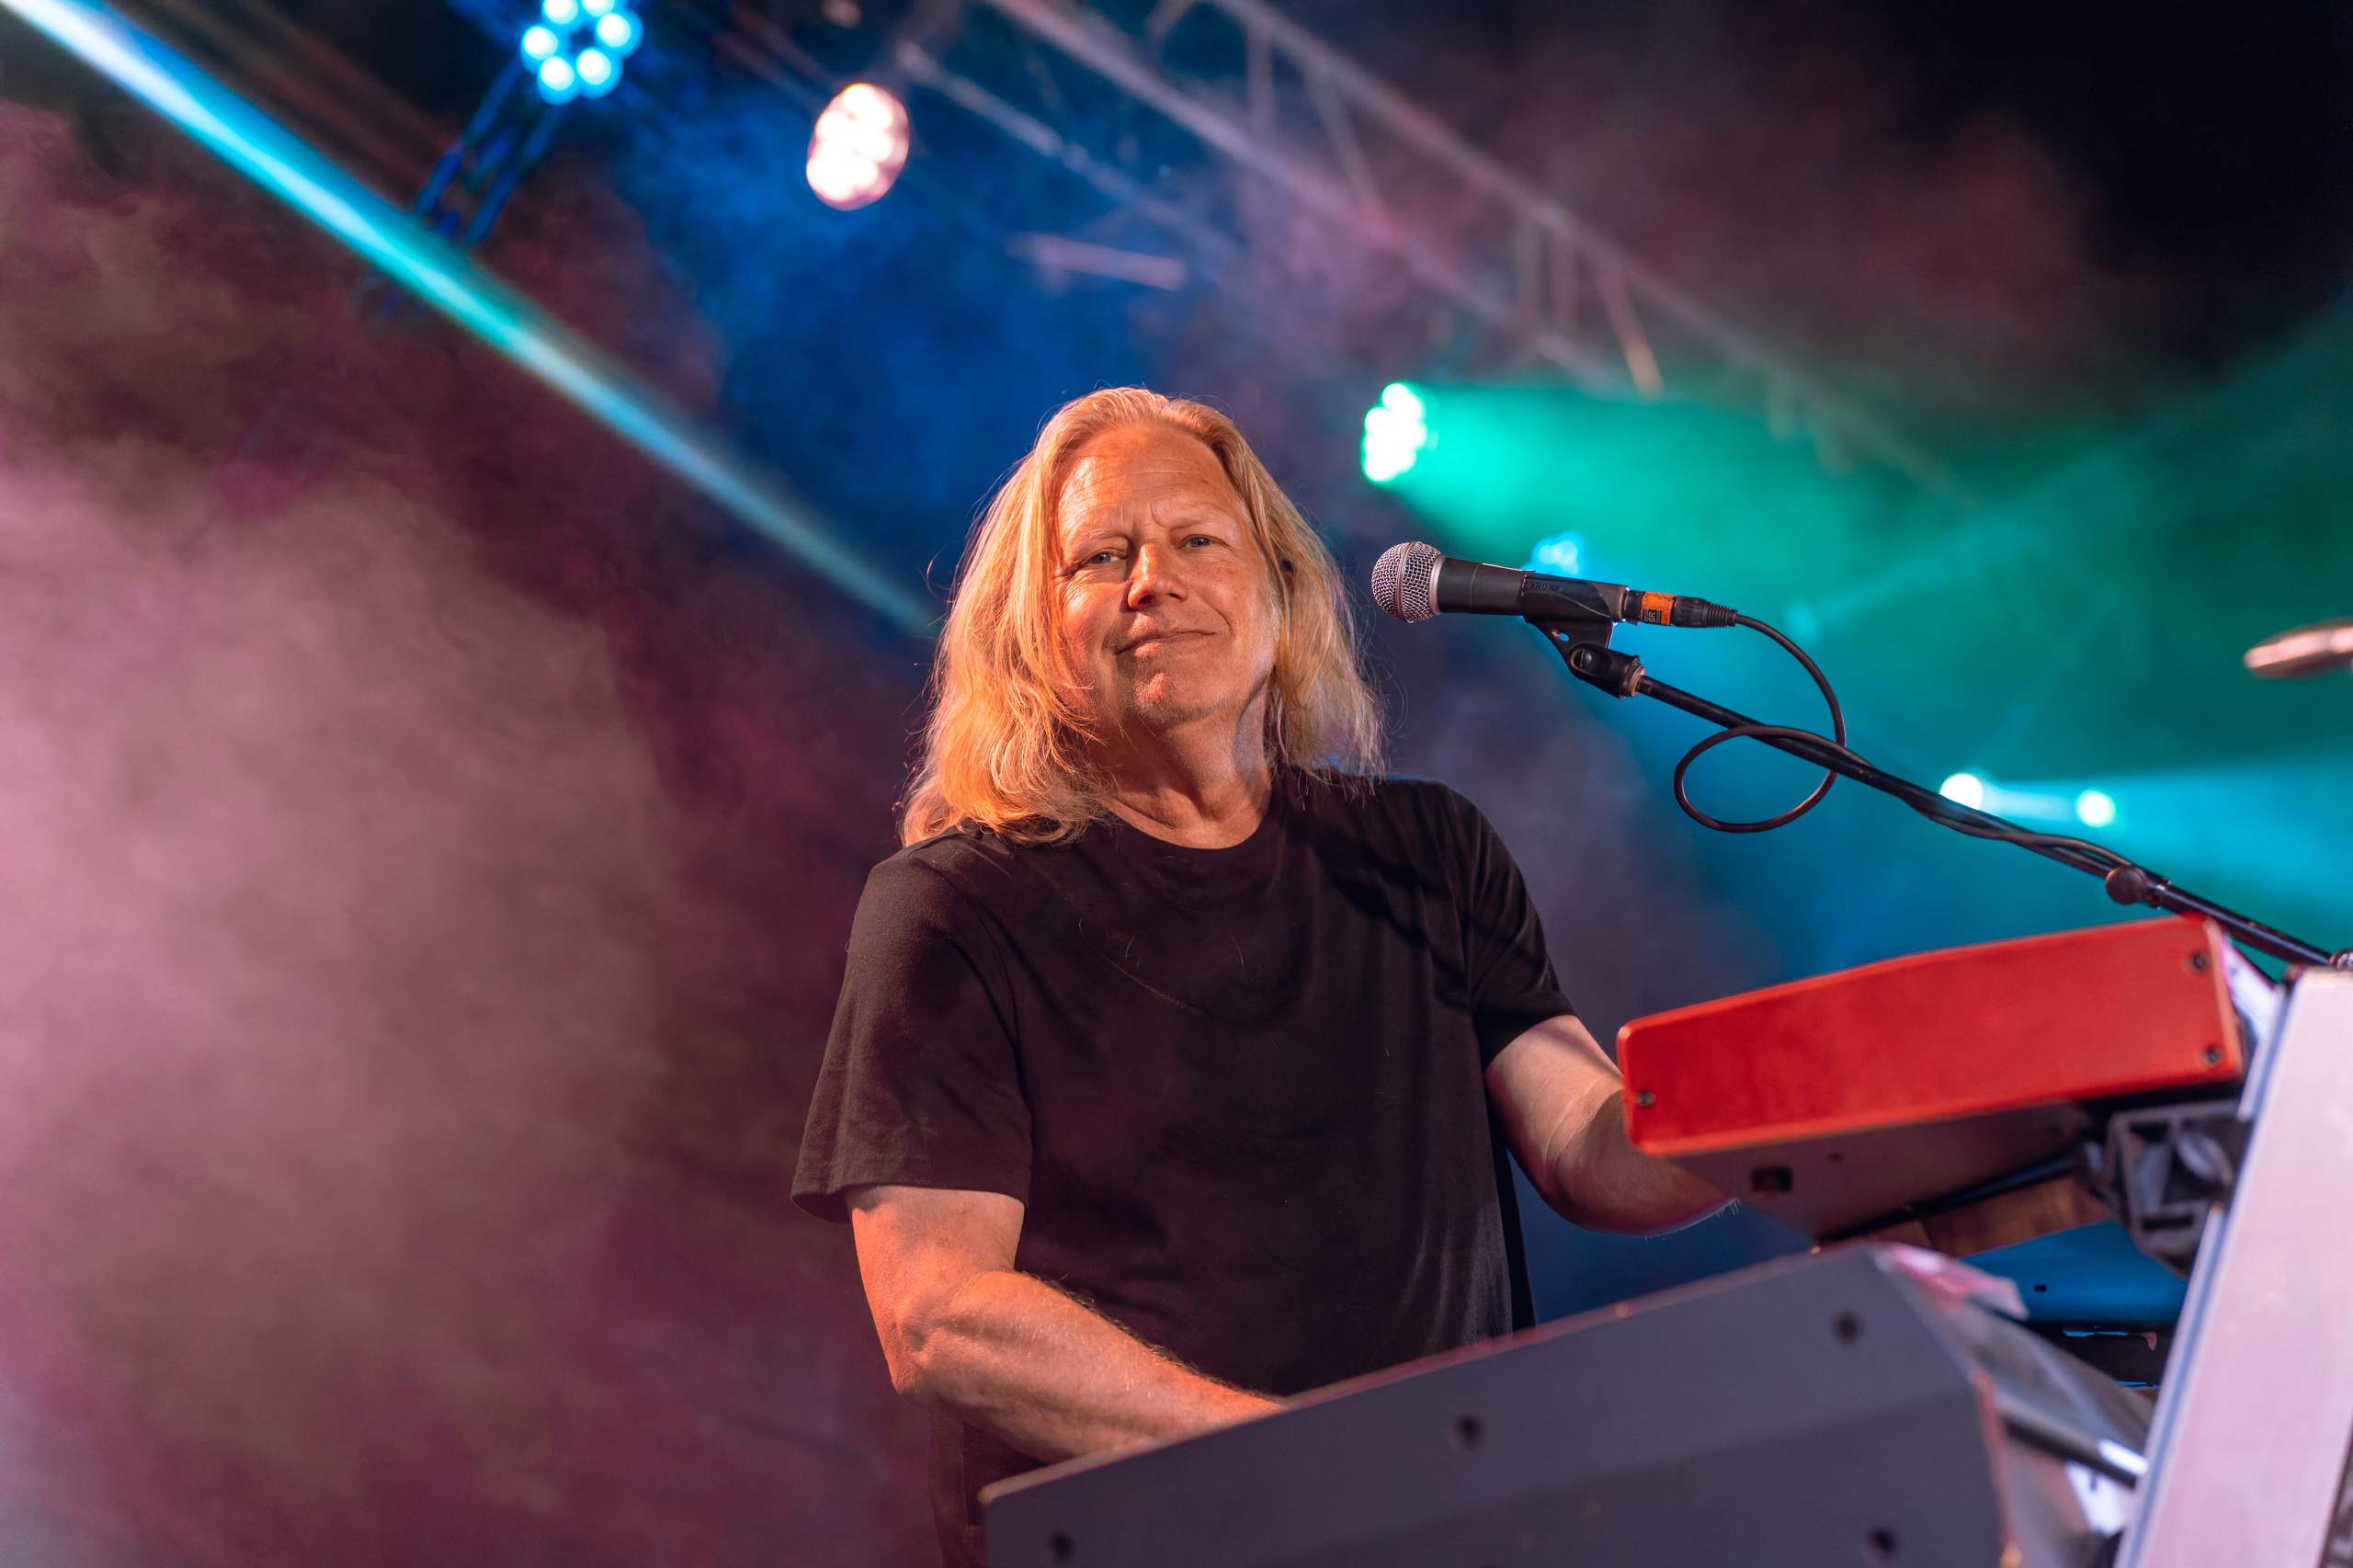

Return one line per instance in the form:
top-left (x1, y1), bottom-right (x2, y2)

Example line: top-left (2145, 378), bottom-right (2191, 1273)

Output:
top-left (2075, 789), bottom-right (2117, 828)
top-left (1347, 381), bottom-right (1904, 580)
top-left (1362, 382), bottom-right (1429, 483)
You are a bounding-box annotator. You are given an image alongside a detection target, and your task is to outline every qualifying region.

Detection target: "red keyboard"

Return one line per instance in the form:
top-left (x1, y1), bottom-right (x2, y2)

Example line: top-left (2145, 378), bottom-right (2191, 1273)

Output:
top-left (1618, 915), bottom-right (2245, 1238)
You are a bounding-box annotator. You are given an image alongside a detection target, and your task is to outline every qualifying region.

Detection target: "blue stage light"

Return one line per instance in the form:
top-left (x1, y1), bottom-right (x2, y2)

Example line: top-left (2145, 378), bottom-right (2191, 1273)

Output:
top-left (536, 54), bottom-right (580, 101)
top-left (1527, 531), bottom-right (1584, 576)
top-left (1939, 772), bottom-right (1986, 810)
top-left (522, 0), bottom-right (639, 104)
top-left (593, 11), bottom-right (639, 53)
top-left (575, 48), bottom-right (615, 94)
top-left (2075, 789), bottom-right (2117, 828)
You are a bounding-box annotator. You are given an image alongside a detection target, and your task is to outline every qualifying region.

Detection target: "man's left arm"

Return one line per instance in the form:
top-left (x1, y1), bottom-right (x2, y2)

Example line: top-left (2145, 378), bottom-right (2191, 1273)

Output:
top-left (1485, 1013), bottom-right (1728, 1234)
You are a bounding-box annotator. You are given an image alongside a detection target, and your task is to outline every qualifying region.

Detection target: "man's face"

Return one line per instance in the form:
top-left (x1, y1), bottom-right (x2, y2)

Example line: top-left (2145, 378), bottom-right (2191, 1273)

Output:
top-left (1053, 422), bottom-right (1279, 750)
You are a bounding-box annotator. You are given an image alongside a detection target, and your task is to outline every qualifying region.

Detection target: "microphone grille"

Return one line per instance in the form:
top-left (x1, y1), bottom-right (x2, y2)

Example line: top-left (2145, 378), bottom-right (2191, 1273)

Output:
top-left (1370, 540), bottom-right (1443, 623)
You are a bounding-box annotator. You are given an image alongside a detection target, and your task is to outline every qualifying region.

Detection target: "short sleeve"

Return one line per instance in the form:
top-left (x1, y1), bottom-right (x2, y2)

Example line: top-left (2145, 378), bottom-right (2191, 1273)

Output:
top-left (791, 853), bottom-right (1032, 1224)
top-left (1443, 790), bottom-right (1578, 1065)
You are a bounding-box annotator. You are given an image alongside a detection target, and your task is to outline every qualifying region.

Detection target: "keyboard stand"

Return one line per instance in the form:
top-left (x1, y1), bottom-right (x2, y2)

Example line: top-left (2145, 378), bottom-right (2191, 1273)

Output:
top-left (2120, 968), bottom-right (2353, 1567)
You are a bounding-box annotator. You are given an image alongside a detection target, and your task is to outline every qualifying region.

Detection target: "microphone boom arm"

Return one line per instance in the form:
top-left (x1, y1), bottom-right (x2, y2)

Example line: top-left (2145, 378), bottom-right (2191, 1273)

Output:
top-left (1530, 611), bottom-right (2348, 971)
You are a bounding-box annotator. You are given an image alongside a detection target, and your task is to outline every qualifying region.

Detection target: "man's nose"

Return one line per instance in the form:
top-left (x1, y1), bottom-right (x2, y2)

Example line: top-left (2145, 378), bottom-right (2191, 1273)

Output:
top-left (1125, 540), bottom-right (1187, 608)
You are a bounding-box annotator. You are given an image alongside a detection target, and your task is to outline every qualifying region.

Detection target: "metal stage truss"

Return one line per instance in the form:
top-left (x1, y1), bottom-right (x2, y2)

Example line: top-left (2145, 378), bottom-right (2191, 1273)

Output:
top-left (73, 0), bottom-right (1969, 506)
top-left (38, 0), bottom-right (1970, 544)
top-left (897, 0), bottom-right (1972, 503)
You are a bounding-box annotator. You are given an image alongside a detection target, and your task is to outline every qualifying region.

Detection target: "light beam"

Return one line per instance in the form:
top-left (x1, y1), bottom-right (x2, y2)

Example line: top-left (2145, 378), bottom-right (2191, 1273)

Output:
top-left (1, 0), bottom-right (933, 635)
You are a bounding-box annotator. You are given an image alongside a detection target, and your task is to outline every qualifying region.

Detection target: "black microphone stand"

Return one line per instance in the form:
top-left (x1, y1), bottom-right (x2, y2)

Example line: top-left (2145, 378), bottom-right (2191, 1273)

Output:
top-left (1532, 612), bottom-right (2349, 971)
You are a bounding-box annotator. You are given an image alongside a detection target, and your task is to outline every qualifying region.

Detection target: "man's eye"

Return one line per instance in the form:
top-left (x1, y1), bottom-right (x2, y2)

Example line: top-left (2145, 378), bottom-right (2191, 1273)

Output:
top-left (1086, 550), bottom-right (1120, 565)
top-left (1185, 534), bottom-right (1218, 548)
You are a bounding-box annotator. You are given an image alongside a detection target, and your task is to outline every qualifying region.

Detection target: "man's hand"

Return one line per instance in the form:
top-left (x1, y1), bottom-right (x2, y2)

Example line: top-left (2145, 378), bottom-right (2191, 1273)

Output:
top-left (846, 1184), bottom-right (1281, 1464)
top-left (1486, 1014), bottom-right (1727, 1233)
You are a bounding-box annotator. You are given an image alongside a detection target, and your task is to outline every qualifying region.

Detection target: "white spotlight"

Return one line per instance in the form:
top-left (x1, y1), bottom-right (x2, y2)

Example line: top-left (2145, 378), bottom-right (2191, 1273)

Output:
top-left (1939, 772), bottom-right (1986, 811)
top-left (807, 81), bottom-right (909, 210)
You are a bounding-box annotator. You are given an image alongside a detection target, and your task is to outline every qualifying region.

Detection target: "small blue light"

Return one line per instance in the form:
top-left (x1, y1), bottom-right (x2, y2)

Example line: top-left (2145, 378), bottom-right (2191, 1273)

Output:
top-left (575, 48), bottom-right (615, 91)
top-left (1526, 531), bottom-right (1585, 577)
top-left (1939, 772), bottom-right (1987, 810)
top-left (540, 0), bottom-right (580, 25)
top-left (594, 11), bottom-right (641, 53)
top-left (581, 0), bottom-right (616, 14)
top-left (536, 54), bottom-right (580, 101)
top-left (519, 24), bottom-right (559, 60)
top-left (2075, 789), bottom-right (2117, 828)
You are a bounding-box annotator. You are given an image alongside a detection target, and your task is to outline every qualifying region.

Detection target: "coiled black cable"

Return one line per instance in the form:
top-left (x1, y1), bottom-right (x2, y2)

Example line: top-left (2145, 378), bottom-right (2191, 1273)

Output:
top-left (1669, 614), bottom-right (2137, 870)
top-left (1667, 615), bottom-right (1846, 833)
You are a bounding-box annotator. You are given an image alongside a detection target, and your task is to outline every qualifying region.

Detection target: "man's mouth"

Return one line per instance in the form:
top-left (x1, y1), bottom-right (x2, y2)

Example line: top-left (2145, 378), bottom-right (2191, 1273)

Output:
top-left (1120, 631), bottom-right (1208, 653)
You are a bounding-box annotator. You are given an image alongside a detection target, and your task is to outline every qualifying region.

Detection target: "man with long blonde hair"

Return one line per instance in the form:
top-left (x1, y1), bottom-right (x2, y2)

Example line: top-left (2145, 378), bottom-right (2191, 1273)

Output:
top-left (795, 389), bottom-right (1720, 1566)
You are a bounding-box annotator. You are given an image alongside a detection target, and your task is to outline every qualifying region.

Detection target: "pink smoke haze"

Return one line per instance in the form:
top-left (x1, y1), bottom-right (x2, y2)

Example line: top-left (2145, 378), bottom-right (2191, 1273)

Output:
top-left (0, 103), bottom-right (933, 1566)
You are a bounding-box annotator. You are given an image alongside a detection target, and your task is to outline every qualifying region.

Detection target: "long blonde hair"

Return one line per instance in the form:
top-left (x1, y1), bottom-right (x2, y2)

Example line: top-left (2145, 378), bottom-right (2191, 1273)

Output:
top-left (902, 388), bottom-right (1383, 846)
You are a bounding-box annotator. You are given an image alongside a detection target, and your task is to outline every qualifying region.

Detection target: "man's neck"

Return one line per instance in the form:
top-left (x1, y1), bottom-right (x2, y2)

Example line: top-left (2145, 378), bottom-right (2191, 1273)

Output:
top-left (1097, 724), bottom-right (1273, 849)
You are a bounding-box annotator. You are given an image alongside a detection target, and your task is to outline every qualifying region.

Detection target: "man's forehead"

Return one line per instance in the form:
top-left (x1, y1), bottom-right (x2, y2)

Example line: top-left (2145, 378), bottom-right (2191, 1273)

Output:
top-left (1057, 426), bottom-right (1241, 528)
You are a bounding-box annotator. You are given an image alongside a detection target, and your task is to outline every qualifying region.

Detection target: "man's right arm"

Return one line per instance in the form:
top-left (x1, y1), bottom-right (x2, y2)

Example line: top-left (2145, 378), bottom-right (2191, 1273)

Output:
top-left (847, 1184), bottom-right (1281, 1465)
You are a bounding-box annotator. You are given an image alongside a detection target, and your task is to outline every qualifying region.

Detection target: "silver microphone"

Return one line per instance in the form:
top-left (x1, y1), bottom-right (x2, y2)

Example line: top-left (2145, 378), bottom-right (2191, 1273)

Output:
top-left (1370, 540), bottom-right (1735, 628)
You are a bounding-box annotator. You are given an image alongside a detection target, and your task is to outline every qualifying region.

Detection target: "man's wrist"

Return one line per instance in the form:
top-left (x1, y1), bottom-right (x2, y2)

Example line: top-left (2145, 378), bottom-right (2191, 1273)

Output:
top-left (1560, 1088), bottom-right (1726, 1233)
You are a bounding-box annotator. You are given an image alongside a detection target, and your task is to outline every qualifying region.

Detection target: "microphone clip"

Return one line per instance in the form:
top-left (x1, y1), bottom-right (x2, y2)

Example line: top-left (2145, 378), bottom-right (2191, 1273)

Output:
top-left (1533, 614), bottom-right (1646, 700)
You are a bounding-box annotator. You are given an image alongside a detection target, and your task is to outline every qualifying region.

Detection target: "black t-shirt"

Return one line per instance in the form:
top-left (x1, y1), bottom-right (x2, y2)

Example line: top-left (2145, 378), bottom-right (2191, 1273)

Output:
top-left (791, 772), bottom-right (1575, 1567)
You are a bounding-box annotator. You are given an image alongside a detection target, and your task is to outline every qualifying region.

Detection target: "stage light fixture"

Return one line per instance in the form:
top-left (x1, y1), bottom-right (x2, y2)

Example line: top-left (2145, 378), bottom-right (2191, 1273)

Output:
top-left (1362, 382), bottom-right (1430, 483)
top-left (522, 0), bottom-right (640, 104)
top-left (1939, 772), bottom-right (1986, 810)
top-left (807, 82), bottom-right (911, 209)
top-left (2075, 789), bottom-right (2117, 828)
